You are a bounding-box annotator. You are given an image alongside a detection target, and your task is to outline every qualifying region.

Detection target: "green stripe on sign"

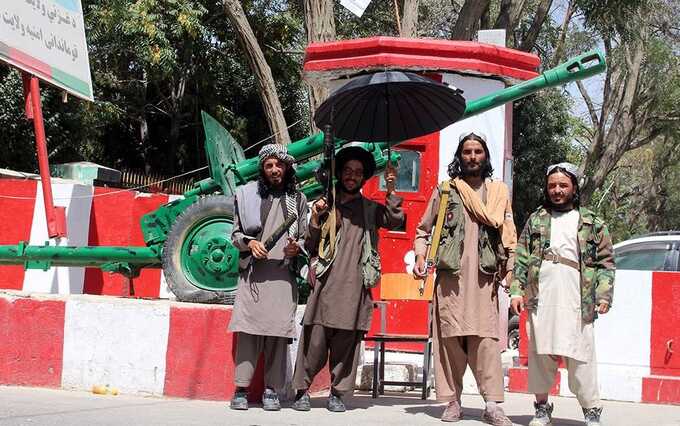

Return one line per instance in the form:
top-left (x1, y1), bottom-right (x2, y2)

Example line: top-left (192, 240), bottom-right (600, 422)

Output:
top-left (51, 67), bottom-right (91, 98)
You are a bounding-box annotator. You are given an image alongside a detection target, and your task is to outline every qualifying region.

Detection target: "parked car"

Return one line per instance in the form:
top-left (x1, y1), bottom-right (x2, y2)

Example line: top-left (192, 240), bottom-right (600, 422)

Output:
top-left (613, 231), bottom-right (680, 271)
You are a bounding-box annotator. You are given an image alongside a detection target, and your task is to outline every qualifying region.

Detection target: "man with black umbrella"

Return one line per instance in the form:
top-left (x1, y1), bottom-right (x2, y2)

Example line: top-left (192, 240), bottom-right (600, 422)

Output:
top-left (414, 131), bottom-right (516, 425)
top-left (291, 145), bottom-right (404, 412)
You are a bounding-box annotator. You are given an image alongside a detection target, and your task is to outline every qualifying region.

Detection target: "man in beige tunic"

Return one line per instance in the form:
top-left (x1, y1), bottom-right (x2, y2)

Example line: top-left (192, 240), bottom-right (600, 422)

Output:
top-left (228, 144), bottom-right (308, 411)
top-left (414, 132), bottom-right (516, 425)
top-left (511, 163), bottom-right (614, 426)
top-left (291, 146), bottom-right (403, 413)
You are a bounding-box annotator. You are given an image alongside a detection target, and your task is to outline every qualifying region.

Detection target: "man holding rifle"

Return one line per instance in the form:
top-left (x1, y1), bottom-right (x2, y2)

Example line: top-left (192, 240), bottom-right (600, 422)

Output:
top-left (228, 144), bottom-right (308, 411)
top-left (413, 132), bottom-right (516, 425)
top-left (292, 145), bottom-right (404, 413)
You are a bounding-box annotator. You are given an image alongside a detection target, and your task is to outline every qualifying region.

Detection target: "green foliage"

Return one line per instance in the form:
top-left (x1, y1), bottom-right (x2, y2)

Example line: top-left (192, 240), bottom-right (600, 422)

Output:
top-left (575, 0), bottom-right (648, 39)
top-left (335, 1), bottom-right (399, 39)
top-left (0, 68), bottom-right (110, 171)
top-left (511, 89), bottom-right (577, 229)
top-left (1, 0), bottom-right (310, 175)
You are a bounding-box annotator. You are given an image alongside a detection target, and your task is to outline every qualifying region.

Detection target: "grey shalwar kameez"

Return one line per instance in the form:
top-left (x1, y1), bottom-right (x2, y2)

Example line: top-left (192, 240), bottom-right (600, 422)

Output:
top-left (229, 190), bottom-right (308, 390)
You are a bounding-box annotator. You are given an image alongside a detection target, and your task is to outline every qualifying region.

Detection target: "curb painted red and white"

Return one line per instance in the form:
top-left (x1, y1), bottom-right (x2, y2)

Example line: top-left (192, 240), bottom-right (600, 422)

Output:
top-left (0, 290), bottom-right (330, 401)
top-left (508, 270), bottom-right (680, 405)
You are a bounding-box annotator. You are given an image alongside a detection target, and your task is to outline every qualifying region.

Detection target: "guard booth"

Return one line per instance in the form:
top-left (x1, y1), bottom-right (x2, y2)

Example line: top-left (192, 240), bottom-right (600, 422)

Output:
top-left (302, 36), bottom-right (541, 350)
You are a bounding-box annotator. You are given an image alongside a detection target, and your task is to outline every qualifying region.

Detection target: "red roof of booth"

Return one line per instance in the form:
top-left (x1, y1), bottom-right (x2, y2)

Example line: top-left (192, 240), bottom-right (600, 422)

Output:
top-left (303, 37), bottom-right (541, 83)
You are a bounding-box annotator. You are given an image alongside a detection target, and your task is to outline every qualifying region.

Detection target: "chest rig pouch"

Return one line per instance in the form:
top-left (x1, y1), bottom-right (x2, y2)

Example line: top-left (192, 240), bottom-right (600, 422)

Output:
top-left (361, 198), bottom-right (381, 289)
top-left (435, 182), bottom-right (506, 275)
top-left (435, 185), bottom-right (465, 272)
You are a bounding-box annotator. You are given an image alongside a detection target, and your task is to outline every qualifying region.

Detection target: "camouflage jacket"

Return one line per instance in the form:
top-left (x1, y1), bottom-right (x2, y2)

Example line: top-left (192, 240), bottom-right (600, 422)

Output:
top-left (509, 206), bottom-right (615, 323)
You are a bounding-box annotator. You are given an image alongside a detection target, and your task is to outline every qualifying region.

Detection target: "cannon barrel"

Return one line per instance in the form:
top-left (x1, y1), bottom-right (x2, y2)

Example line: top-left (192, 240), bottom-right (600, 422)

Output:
top-left (463, 50), bottom-right (605, 118)
top-left (0, 243), bottom-right (160, 270)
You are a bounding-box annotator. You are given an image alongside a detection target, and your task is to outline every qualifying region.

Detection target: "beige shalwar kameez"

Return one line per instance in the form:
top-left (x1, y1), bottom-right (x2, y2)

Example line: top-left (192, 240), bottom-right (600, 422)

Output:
top-left (415, 184), bottom-right (506, 403)
top-left (527, 209), bottom-right (600, 408)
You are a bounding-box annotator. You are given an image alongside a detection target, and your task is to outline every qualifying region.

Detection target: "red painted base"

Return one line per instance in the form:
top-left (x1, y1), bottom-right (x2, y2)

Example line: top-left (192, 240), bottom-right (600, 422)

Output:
top-left (507, 367), bottom-right (560, 396)
top-left (642, 376), bottom-right (680, 405)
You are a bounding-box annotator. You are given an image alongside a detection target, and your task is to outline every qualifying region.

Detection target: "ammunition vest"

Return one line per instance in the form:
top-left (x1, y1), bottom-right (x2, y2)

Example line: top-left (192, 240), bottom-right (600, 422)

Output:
top-left (435, 184), bottom-right (506, 275)
top-left (313, 197), bottom-right (381, 288)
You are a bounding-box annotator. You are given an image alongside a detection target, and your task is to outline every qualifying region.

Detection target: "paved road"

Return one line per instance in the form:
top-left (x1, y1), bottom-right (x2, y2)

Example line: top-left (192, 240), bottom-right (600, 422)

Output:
top-left (1, 386), bottom-right (679, 425)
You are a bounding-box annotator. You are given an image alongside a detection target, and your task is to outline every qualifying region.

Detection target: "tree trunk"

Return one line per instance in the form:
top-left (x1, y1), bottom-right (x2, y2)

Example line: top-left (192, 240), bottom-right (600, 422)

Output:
top-left (480, 2), bottom-right (491, 30)
top-left (550, 0), bottom-right (575, 67)
top-left (139, 69), bottom-right (151, 174)
top-left (223, 0), bottom-right (290, 145)
top-left (167, 76), bottom-right (187, 174)
top-left (519, 0), bottom-right (553, 52)
top-left (450, 0), bottom-right (491, 40)
top-left (494, 0), bottom-right (527, 47)
top-left (401, 0), bottom-right (419, 38)
top-left (579, 39), bottom-right (645, 203)
top-left (303, 0), bottom-right (336, 131)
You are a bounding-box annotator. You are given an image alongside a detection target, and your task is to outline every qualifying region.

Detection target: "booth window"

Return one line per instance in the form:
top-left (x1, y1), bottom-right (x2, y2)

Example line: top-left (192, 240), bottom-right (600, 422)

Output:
top-left (379, 150), bottom-right (421, 193)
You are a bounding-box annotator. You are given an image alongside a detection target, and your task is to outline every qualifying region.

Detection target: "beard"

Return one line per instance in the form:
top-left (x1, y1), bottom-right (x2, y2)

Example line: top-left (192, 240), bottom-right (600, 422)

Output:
top-left (548, 193), bottom-right (575, 212)
top-left (461, 159), bottom-right (488, 177)
top-left (338, 180), bottom-right (362, 195)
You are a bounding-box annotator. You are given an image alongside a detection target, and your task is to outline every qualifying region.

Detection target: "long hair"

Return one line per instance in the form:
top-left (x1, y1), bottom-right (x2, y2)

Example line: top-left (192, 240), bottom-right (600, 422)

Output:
top-left (447, 135), bottom-right (494, 179)
top-left (257, 163), bottom-right (297, 197)
top-left (543, 166), bottom-right (580, 209)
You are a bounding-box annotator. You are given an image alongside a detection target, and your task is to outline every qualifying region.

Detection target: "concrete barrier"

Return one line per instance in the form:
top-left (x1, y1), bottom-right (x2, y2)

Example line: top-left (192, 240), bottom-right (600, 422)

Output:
top-left (508, 270), bottom-right (680, 405)
top-left (0, 290), bottom-right (330, 401)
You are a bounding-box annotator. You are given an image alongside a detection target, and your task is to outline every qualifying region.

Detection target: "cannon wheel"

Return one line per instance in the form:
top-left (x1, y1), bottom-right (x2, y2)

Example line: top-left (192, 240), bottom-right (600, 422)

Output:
top-left (162, 195), bottom-right (239, 304)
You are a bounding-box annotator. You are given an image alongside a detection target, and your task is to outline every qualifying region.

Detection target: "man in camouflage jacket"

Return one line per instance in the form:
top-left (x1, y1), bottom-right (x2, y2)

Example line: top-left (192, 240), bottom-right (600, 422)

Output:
top-left (509, 203), bottom-right (615, 324)
top-left (510, 162), bottom-right (614, 426)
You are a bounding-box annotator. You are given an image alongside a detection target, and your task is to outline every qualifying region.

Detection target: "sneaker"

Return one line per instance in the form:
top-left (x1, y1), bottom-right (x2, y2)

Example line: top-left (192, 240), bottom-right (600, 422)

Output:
top-left (326, 394), bottom-right (346, 412)
top-left (529, 401), bottom-right (553, 426)
top-left (481, 404), bottom-right (513, 426)
top-left (262, 388), bottom-right (281, 411)
top-left (440, 400), bottom-right (462, 422)
top-left (583, 407), bottom-right (603, 426)
top-left (291, 392), bottom-right (311, 411)
top-left (229, 390), bottom-right (248, 410)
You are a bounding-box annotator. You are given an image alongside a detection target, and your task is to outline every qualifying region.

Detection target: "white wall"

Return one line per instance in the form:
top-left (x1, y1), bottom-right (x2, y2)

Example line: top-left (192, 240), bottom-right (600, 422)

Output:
top-left (439, 74), bottom-right (507, 183)
top-left (23, 182), bottom-right (93, 294)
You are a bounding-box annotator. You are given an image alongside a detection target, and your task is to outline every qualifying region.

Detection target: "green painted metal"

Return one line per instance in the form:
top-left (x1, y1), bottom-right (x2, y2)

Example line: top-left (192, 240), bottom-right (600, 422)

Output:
top-left (202, 112), bottom-right (246, 196)
top-left (463, 50), bottom-right (606, 118)
top-left (0, 243), bottom-right (160, 267)
top-left (141, 195), bottom-right (199, 246)
top-left (178, 215), bottom-right (239, 291)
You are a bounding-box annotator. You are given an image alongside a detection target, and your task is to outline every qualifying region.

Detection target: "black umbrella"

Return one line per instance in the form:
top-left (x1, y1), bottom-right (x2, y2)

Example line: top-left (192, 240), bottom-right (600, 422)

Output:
top-left (314, 71), bottom-right (466, 143)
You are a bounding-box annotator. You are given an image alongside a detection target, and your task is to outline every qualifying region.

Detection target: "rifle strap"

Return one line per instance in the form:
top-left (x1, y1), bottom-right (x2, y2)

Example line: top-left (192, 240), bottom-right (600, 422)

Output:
top-left (427, 180), bottom-right (451, 265)
top-left (319, 187), bottom-right (337, 260)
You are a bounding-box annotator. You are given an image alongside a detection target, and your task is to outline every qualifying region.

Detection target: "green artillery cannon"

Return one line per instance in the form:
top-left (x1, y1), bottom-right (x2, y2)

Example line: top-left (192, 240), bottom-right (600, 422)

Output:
top-left (0, 51), bottom-right (606, 304)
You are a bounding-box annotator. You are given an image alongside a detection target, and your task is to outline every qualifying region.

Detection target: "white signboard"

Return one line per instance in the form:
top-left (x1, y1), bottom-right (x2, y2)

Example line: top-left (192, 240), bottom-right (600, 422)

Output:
top-left (0, 0), bottom-right (93, 101)
top-left (340, 0), bottom-right (372, 18)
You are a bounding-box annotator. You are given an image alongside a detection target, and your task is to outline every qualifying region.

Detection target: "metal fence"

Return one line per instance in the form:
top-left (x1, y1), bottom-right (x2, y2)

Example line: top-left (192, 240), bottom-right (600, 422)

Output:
top-left (115, 169), bottom-right (199, 195)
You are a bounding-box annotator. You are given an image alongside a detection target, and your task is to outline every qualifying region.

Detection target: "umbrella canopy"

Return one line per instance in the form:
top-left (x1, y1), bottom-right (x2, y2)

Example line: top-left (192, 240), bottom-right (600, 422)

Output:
top-left (314, 71), bottom-right (466, 143)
